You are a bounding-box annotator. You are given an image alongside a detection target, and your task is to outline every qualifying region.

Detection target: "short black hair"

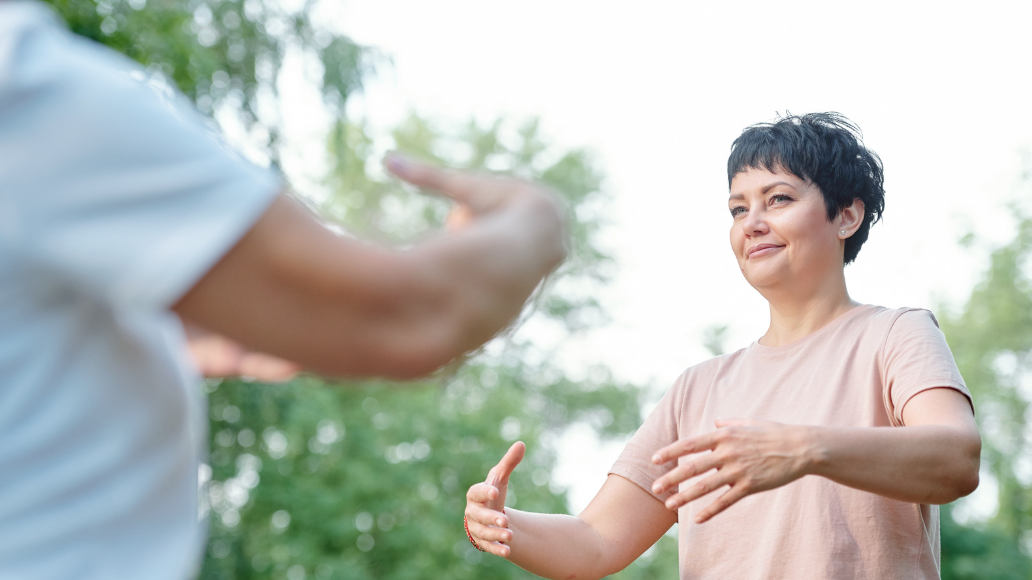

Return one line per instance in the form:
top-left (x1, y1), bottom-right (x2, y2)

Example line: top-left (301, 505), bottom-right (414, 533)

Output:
top-left (726, 112), bottom-right (885, 265)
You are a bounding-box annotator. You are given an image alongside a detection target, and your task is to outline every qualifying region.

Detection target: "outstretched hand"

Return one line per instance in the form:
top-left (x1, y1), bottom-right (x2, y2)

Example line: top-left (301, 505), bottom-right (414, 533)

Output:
top-left (464, 441), bottom-right (526, 557)
top-left (650, 419), bottom-right (815, 523)
top-left (385, 153), bottom-right (566, 257)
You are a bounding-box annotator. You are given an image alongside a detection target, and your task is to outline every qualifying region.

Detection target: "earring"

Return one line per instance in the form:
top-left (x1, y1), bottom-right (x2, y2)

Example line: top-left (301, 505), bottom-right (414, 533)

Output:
top-left (840, 230), bottom-right (846, 235)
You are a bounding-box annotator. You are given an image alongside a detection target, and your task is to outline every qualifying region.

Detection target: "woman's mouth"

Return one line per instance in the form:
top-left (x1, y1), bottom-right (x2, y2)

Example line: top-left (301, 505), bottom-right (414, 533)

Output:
top-left (746, 243), bottom-right (783, 258)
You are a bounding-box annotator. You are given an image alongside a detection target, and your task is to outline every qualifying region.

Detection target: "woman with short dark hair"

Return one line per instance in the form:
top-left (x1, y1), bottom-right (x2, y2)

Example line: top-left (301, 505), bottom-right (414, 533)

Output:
top-left (463, 113), bottom-right (980, 580)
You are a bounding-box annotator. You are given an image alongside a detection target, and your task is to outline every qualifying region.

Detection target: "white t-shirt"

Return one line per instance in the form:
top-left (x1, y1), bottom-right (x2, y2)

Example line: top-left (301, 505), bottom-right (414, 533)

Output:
top-left (0, 3), bottom-right (280, 578)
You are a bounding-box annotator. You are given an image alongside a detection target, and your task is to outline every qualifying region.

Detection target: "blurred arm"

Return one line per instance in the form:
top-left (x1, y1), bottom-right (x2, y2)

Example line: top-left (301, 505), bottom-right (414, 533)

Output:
top-left (173, 161), bottom-right (565, 379)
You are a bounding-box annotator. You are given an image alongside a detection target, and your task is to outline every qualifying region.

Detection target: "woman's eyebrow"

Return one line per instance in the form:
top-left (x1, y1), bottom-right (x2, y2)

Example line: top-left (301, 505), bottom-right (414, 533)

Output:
top-left (729, 181), bottom-right (795, 201)
top-left (761, 181), bottom-right (795, 193)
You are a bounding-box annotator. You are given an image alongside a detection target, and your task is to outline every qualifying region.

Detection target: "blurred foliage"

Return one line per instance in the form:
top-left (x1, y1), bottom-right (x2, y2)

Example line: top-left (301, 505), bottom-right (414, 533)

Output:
top-left (942, 504), bottom-right (1032, 580)
top-left (44, 0), bottom-right (374, 161)
top-left (939, 201), bottom-right (1032, 577)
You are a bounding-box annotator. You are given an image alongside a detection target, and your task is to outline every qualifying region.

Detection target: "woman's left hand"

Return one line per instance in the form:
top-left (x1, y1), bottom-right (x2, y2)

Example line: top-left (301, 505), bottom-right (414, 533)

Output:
top-left (650, 418), bottom-right (816, 523)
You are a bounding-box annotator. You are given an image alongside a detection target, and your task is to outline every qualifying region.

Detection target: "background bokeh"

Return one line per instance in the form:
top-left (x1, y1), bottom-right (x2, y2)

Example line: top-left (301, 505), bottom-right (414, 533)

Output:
top-left (44, 0), bottom-right (1032, 578)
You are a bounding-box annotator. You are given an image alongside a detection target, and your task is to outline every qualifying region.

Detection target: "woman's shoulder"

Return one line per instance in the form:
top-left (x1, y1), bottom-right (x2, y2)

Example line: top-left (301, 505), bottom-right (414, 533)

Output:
top-left (847, 305), bottom-right (951, 360)
top-left (841, 304), bottom-right (941, 334)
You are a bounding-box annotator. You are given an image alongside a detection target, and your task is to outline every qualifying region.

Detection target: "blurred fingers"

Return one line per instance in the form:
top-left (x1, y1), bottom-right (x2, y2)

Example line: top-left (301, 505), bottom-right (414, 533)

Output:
top-left (444, 204), bottom-right (475, 231)
top-left (238, 353), bottom-right (301, 382)
top-left (385, 153), bottom-right (499, 210)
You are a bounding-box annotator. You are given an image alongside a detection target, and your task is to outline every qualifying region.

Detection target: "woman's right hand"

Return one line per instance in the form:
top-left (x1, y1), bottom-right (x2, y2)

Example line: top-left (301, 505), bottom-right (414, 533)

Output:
top-left (464, 441), bottom-right (526, 557)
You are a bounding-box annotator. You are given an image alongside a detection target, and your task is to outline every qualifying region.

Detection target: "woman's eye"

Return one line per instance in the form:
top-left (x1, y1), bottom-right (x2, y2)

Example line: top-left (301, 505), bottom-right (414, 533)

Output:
top-left (770, 194), bottom-right (792, 204)
top-left (730, 206), bottom-right (746, 217)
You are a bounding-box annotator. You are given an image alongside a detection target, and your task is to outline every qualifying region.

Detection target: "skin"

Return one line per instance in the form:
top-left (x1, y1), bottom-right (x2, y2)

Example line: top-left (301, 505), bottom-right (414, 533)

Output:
top-left (463, 167), bottom-right (981, 580)
top-left (174, 154), bottom-right (566, 380)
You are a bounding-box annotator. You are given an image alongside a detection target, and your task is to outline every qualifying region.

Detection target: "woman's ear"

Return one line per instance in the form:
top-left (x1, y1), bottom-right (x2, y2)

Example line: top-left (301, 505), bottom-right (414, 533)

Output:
top-left (837, 199), bottom-right (865, 238)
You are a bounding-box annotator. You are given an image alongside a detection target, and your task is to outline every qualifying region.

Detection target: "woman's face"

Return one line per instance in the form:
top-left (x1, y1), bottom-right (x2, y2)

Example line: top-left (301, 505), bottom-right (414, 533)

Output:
top-left (728, 167), bottom-right (849, 296)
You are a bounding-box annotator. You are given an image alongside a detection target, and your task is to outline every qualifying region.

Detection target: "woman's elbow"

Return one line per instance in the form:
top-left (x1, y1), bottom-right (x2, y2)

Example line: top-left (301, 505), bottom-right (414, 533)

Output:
top-left (955, 431), bottom-right (982, 498)
top-left (940, 430), bottom-right (981, 503)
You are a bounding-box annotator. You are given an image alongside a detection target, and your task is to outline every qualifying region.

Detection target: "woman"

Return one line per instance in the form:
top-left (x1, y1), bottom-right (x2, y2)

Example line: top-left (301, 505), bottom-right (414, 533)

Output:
top-left (463, 113), bottom-right (981, 579)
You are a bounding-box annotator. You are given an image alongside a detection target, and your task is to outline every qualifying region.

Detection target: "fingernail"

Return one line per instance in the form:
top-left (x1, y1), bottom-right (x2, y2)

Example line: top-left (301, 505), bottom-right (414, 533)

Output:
top-left (385, 153), bottom-right (411, 177)
top-left (496, 518), bottom-right (503, 526)
top-left (652, 483), bottom-right (663, 493)
top-left (666, 499), bottom-right (677, 509)
top-left (652, 454), bottom-right (662, 463)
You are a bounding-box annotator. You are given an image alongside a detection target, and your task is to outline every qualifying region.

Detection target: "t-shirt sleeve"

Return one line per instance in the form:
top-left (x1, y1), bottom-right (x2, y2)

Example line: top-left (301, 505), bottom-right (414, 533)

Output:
top-left (1, 16), bottom-right (281, 310)
top-left (609, 371), bottom-right (687, 505)
top-left (882, 309), bottom-right (972, 426)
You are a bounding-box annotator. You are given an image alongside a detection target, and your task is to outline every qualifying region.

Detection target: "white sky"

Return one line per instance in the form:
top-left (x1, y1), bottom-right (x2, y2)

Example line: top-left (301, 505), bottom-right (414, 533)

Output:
top-left (273, 0), bottom-right (1032, 514)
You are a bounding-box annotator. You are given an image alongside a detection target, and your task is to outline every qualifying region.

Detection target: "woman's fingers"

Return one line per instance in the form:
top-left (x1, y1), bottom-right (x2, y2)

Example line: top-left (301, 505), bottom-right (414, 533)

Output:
top-left (464, 502), bottom-right (512, 558)
top-left (463, 442), bottom-right (527, 558)
top-left (466, 503), bottom-right (508, 528)
top-left (651, 452), bottom-right (721, 495)
top-left (385, 153), bottom-right (504, 212)
top-left (694, 483), bottom-right (750, 523)
top-left (652, 432), bottom-right (718, 465)
top-left (466, 482), bottom-right (496, 503)
top-left (465, 513), bottom-right (512, 542)
top-left (238, 352), bottom-right (301, 382)
top-left (662, 468), bottom-right (736, 511)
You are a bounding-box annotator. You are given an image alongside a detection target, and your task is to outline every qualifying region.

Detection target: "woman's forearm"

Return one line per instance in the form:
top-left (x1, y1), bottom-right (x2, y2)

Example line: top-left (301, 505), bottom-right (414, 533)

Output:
top-left (804, 424), bottom-right (980, 504)
top-left (503, 509), bottom-right (610, 580)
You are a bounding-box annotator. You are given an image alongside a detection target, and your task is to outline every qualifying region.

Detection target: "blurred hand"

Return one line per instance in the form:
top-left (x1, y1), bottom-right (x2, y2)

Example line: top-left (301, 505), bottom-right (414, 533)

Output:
top-left (650, 419), bottom-right (814, 523)
top-left (184, 320), bottom-right (300, 382)
top-left (464, 441), bottom-right (525, 557)
top-left (385, 153), bottom-right (566, 266)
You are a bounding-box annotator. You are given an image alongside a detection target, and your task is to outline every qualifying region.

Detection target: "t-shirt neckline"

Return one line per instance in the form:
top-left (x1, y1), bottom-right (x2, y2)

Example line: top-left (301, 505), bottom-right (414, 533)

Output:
top-left (750, 303), bottom-right (874, 354)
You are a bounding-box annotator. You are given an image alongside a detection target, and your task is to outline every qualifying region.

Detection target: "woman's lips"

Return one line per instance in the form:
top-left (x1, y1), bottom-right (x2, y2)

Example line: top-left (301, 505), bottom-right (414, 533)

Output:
top-left (747, 243), bottom-right (783, 258)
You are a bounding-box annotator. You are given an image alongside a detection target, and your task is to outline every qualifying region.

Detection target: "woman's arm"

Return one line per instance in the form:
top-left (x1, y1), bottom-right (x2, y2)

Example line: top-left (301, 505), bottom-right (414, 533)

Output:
top-left (651, 387), bottom-right (980, 523)
top-left (174, 157), bottom-right (566, 379)
top-left (465, 443), bottom-right (676, 580)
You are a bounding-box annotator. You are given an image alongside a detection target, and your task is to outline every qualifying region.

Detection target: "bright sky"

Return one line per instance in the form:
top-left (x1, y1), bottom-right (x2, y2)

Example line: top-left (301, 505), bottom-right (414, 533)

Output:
top-left (275, 0), bottom-right (1032, 514)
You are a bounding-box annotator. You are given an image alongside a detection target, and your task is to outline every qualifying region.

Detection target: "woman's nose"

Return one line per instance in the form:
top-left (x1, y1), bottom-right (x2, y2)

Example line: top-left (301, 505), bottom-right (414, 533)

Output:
top-left (742, 208), bottom-right (768, 236)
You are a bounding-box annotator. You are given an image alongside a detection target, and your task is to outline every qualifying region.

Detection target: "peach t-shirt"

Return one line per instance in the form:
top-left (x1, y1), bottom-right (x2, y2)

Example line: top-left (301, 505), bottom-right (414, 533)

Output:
top-left (610, 306), bottom-right (970, 580)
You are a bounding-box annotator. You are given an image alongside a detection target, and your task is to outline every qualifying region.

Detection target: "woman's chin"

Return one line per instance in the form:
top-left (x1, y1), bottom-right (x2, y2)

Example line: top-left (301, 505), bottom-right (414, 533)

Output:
top-left (741, 266), bottom-right (785, 292)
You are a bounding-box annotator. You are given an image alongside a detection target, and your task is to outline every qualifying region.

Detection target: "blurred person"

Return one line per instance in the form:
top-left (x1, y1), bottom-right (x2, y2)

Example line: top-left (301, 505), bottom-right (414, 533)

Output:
top-left (464, 113), bottom-right (981, 580)
top-left (0, 2), bottom-right (564, 579)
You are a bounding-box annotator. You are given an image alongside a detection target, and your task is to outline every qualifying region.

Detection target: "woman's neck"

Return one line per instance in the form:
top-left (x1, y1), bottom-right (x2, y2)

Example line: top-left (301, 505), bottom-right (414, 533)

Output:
top-left (759, 274), bottom-right (858, 347)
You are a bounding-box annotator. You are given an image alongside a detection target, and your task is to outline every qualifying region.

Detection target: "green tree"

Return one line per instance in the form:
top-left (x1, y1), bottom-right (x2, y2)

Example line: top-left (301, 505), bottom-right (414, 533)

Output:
top-left (939, 204), bottom-right (1032, 578)
top-left (44, 0), bottom-right (372, 161)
